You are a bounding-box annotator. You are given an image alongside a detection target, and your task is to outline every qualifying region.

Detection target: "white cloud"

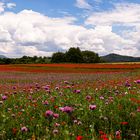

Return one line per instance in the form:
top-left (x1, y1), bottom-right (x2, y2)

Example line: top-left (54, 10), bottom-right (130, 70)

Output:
top-left (75, 0), bottom-right (92, 9)
top-left (83, 2), bottom-right (140, 56)
top-left (0, 2), bottom-right (140, 57)
top-left (85, 3), bottom-right (140, 26)
top-left (0, 2), bottom-right (5, 13)
top-left (0, 25), bottom-right (12, 42)
top-left (0, 2), bottom-right (16, 13)
top-left (7, 3), bottom-right (16, 9)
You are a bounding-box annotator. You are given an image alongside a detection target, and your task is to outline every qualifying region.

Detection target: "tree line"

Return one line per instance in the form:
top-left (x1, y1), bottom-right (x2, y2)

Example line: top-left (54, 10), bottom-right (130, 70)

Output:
top-left (0, 47), bottom-right (104, 64)
top-left (0, 56), bottom-right (51, 64)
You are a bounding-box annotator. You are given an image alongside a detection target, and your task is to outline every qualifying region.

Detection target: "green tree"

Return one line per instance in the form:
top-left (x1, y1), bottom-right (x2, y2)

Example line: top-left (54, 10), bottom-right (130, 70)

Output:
top-left (65, 47), bottom-right (83, 63)
top-left (82, 50), bottom-right (100, 63)
top-left (51, 52), bottom-right (66, 63)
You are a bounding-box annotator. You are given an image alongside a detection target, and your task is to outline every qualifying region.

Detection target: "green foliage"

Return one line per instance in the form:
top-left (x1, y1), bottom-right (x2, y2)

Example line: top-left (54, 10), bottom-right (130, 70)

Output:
top-left (51, 47), bottom-right (101, 63)
top-left (51, 52), bottom-right (66, 63)
top-left (82, 50), bottom-right (100, 63)
top-left (0, 47), bottom-right (102, 64)
top-left (0, 56), bottom-right (51, 64)
top-left (65, 47), bottom-right (83, 63)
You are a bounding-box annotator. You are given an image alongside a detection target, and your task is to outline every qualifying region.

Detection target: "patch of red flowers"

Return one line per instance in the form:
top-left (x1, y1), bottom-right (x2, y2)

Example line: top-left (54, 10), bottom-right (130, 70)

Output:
top-left (120, 122), bottom-right (128, 125)
top-left (76, 136), bottom-right (83, 140)
top-left (99, 130), bottom-right (109, 140)
top-left (12, 128), bottom-right (17, 135)
top-left (0, 64), bottom-right (136, 73)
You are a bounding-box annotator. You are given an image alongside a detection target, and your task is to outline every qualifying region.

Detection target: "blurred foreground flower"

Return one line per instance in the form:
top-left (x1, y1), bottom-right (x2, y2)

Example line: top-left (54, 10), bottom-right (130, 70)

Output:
top-left (76, 135), bottom-right (83, 140)
top-left (2, 95), bottom-right (7, 100)
top-left (21, 126), bottom-right (28, 132)
top-left (59, 106), bottom-right (73, 113)
top-left (89, 104), bottom-right (96, 110)
top-left (136, 80), bottom-right (140, 84)
top-left (45, 110), bottom-right (53, 117)
top-left (120, 122), bottom-right (128, 125)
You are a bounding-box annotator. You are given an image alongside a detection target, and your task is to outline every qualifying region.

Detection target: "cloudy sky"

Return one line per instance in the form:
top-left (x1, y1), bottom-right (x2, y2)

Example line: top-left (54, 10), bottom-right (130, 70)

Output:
top-left (0, 0), bottom-right (140, 58)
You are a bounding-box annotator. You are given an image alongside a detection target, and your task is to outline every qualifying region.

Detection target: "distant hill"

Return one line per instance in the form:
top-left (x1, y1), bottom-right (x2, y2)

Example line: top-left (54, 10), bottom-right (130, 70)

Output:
top-left (101, 53), bottom-right (140, 62)
top-left (0, 55), bottom-right (7, 58)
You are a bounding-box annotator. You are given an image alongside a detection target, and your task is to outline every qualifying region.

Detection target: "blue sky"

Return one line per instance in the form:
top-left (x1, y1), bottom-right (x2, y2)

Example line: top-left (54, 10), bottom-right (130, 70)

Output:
top-left (7, 0), bottom-right (140, 24)
top-left (0, 0), bottom-right (140, 57)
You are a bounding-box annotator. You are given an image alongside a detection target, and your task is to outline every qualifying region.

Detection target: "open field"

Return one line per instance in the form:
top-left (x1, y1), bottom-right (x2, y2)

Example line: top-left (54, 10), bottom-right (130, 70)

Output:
top-left (1, 63), bottom-right (140, 73)
top-left (0, 64), bottom-right (140, 140)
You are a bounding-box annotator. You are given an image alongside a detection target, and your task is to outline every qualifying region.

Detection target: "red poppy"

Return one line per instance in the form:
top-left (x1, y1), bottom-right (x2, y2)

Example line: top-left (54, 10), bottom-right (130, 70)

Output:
top-left (54, 105), bottom-right (58, 109)
top-left (100, 134), bottom-right (108, 139)
top-left (12, 128), bottom-right (17, 135)
top-left (76, 136), bottom-right (83, 140)
top-left (120, 122), bottom-right (128, 125)
top-left (99, 130), bottom-right (104, 135)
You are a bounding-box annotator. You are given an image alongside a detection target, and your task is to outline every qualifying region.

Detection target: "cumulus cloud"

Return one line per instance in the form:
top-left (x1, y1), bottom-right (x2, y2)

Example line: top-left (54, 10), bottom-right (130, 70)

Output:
top-left (85, 3), bottom-right (140, 26)
top-left (84, 2), bottom-right (140, 56)
top-left (75, 0), bottom-right (92, 9)
top-left (0, 2), bottom-right (140, 57)
top-left (0, 2), bottom-right (16, 13)
top-left (0, 2), bottom-right (5, 13)
top-left (0, 25), bottom-right (12, 42)
top-left (7, 3), bottom-right (16, 9)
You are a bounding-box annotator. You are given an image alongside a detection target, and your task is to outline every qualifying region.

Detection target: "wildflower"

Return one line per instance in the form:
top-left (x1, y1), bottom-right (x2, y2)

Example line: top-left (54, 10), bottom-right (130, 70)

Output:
top-left (59, 107), bottom-right (64, 112)
top-left (130, 112), bottom-right (136, 117)
top-left (76, 135), bottom-right (83, 140)
top-left (100, 96), bottom-right (104, 100)
top-left (105, 102), bottom-right (109, 105)
top-left (53, 113), bottom-right (59, 119)
top-left (13, 91), bottom-right (17, 94)
top-left (54, 123), bottom-right (60, 127)
top-left (77, 121), bottom-right (82, 125)
top-left (64, 81), bottom-right (69, 84)
top-left (45, 110), bottom-right (53, 117)
top-left (12, 128), bottom-right (17, 135)
top-left (43, 100), bottom-right (49, 105)
top-left (116, 130), bottom-right (121, 139)
top-left (12, 86), bottom-right (17, 90)
top-left (53, 129), bottom-right (59, 134)
top-left (21, 126), bottom-right (28, 132)
top-left (44, 86), bottom-right (50, 90)
top-left (66, 85), bottom-right (71, 88)
top-left (137, 107), bottom-right (140, 112)
top-left (63, 106), bottom-right (73, 113)
top-left (11, 114), bottom-right (16, 118)
top-left (61, 121), bottom-right (66, 125)
top-left (46, 89), bottom-right (51, 93)
top-left (2, 95), bottom-right (7, 100)
top-left (136, 80), bottom-right (140, 84)
top-left (74, 90), bottom-right (81, 93)
top-left (74, 120), bottom-right (78, 124)
top-left (100, 134), bottom-right (109, 140)
top-left (120, 122), bottom-right (128, 125)
top-left (0, 101), bottom-right (3, 104)
top-left (99, 130), bottom-right (104, 135)
top-left (125, 81), bottom-right (131, 87)
top-left (109, 97), bottom-right (113, 100)
top-left (89, 104), bottom-right (96, 110)
top-left (28, 96), bottom-right (32, 100)
top-left (55, 86), bottom-right (59, 90)
top-left (86, 95), bottom-right (91, 100)
top-left (59, 106), bottom-right (73, 113)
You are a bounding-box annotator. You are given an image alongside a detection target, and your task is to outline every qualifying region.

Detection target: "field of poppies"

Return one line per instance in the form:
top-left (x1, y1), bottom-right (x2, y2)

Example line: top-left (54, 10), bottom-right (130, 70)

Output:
top-left (0, 64), bottom-right (140, 140)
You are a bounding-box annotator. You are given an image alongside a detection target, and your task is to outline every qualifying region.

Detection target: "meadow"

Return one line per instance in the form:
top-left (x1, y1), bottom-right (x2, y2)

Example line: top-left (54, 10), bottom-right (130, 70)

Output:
top-left (0, 64), bottom-right (140, 140)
